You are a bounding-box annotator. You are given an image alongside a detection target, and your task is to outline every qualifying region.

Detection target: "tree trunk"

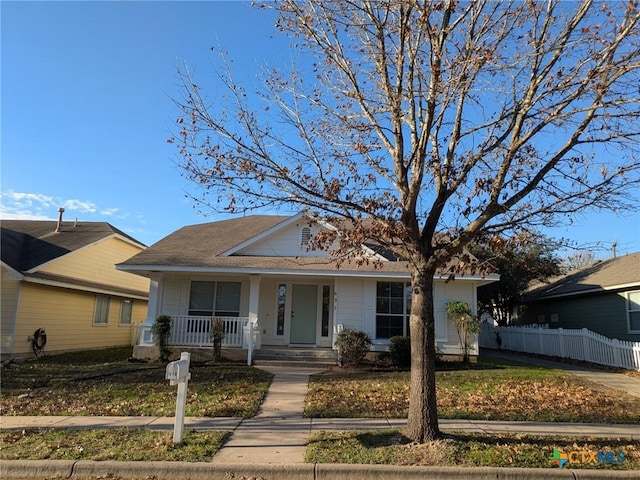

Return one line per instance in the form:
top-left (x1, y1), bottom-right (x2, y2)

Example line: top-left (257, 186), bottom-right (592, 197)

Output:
top-left (406, 266), bottom-right (440, 442)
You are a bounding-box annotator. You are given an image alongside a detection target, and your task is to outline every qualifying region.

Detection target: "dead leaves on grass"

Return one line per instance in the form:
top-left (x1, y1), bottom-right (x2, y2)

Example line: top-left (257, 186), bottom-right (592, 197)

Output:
top-left (307, 371), bottom-right (640, 423)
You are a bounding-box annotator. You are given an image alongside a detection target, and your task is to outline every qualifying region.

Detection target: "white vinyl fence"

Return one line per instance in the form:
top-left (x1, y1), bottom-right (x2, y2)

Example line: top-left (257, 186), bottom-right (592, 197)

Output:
top-left (480, 324), bottom-right (640, 371)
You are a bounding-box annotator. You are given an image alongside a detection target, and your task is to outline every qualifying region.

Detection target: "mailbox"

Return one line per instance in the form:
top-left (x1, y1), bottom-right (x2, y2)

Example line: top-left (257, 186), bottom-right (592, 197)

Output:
top-left (165, 359), bottom-right (191, 386)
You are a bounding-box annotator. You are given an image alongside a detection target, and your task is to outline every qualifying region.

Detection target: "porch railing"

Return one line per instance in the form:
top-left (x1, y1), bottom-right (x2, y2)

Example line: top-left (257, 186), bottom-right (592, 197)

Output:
top-left (168, 315), bottom-right (249, 347)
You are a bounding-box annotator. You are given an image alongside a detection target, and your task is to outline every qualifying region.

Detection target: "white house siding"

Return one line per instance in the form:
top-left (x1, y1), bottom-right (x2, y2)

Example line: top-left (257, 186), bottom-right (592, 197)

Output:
top-left (159, 278), bottom-right (190, 316)
top-left (334, 277), bottom-right (367, 333)
top-left (332, 277), bottom-right (478, 354)
top-left (257, 278), bottom-right (280, 345)
top-left (434, 282), bottom-right (448, 342)
top-left (240, 223), bottom-right (330, 258)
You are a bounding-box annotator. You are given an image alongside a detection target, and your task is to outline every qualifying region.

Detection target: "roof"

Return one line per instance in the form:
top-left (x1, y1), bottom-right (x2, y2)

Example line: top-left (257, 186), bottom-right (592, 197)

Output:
top-left (119, 215), bottom-right (497, 281)
top-left (121, 215), bottom-right (291, 268)
top-left (523, 252), bottom-right (640, 302)
top-left (1, 220), bottom-right (146, 273)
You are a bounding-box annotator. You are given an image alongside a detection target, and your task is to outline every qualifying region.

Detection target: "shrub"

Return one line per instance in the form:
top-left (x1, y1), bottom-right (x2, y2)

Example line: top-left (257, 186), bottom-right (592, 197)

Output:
top-left (389, 336), bottom-right (411, 369)
top-left (335, 329), bottom-right (372, 366)
top-left (151, 315), bottom-right (172, 362)
top-left (445, 301), bottom-right (481, 364)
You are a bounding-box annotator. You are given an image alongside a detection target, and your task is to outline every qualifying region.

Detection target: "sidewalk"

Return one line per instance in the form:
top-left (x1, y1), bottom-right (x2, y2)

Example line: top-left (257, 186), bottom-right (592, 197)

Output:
top-left (3, 415), bottom-right (637, 439)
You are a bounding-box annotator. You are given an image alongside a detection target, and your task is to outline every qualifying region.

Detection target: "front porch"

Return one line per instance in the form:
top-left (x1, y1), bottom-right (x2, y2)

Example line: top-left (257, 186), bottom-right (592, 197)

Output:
top-left (135, 314), bottom-right (343, 365)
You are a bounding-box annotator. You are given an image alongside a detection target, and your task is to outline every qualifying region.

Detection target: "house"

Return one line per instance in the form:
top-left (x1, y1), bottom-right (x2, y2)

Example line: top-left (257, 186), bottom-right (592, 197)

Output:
top-left (117, 213), bottom-right (498, 361)
top-left (1, 213), bottom-right (149, 359)
top-left (518, 252), bottom-right (640, 342)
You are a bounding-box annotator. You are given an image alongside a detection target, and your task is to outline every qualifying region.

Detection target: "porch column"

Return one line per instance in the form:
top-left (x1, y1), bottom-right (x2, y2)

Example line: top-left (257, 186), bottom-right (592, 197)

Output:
top-left (246, 275), bottom-right (261, 365)
top-left (248, 275), bottom-right (261, 323)
top-left (139, 273), bottom-right (161, 346)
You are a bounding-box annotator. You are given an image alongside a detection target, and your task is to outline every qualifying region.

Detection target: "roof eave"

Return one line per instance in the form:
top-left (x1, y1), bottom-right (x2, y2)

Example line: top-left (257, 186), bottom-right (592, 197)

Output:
top-left (524, 281), bottom-right (640, 303)
top-left (117, 263), bottom-right (498, 282)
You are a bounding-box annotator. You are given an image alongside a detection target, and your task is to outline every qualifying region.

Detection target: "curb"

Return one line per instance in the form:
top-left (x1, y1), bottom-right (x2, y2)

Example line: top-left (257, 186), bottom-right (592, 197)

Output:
top-left (2, 461), bottom-right (639, 480)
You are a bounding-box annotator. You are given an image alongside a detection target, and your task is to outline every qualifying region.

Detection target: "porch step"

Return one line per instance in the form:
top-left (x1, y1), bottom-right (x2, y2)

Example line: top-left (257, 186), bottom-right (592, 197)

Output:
top-left (253, 347), bottom-right (337, 368)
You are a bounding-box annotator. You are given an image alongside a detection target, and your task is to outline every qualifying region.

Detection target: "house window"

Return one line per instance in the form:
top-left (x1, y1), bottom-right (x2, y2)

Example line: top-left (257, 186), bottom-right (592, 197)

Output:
top-left (120, 298), bottom-right (133, 325)
top-left (277, 284), bottom-right (286, 335)
top-left (94, 295), bottom-right (110, 325)
top-left (628, 290), bottom-right (640, 333)
top-left (188, 281), bottom-right (241, 317)
top-left (376, 282), bottom-right (411, 339)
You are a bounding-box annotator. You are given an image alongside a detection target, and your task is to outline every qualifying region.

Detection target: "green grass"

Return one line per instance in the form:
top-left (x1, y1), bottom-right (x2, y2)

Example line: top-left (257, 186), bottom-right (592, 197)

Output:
top-left (1, 347), bottom-right (273, 418)
top-left (306, 430), bottom-right (640, 469)
top-left (0, 428), bottom-right (229, 461)
top-left (305, 359), bottom-right (640, 423)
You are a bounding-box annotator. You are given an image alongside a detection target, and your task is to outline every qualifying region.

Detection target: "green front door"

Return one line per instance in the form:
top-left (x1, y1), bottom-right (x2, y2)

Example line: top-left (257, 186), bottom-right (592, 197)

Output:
top-left (290, 284), bottom-right (317, 344)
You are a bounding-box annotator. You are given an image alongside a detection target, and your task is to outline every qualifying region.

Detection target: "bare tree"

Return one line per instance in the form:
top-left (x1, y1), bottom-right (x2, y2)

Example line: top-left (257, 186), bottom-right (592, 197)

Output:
top-left (172, 0), bottom-right (640, 442)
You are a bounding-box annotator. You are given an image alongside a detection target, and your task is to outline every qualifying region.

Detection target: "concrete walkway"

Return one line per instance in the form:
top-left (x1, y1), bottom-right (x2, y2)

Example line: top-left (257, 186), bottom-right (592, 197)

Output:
top-left (210, 365), bottom-right (322, 464)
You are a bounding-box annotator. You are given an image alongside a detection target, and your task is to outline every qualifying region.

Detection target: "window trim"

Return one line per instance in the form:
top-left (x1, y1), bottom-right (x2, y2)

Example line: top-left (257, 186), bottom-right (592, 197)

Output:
top-left (375, 281), bottom-right (411, 339)
top-left (627, 289), bottom-right (640, 334)
top-left (119, 298), bottom-right (133, 326)
top-left (188, 281), bottom-right (241, 318)
top-left (93, 294), bottom-right (110, 326)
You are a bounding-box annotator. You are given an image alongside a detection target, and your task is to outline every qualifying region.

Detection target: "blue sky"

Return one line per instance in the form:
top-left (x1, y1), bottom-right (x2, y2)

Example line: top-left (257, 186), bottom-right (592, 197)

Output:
top-left (2, 1), bottom-right (639, 258)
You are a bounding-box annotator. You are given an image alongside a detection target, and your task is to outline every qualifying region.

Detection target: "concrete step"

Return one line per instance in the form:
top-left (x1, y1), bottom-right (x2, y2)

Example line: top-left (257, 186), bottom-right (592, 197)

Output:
top-left (253, 347), bottom-right (337, 369)
top-left (253, 359), bottom-right (336, 369)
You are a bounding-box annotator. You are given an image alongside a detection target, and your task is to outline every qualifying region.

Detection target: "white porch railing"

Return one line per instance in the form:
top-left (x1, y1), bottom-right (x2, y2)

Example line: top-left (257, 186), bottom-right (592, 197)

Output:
top-left (480, 324), bottom-right (640, 371)
top-left (137, 315), bottom-right (260, 365)
top-left (138, 316), bottom-right (259, 348)
top-left (168, 315), bottom-right (248, 347)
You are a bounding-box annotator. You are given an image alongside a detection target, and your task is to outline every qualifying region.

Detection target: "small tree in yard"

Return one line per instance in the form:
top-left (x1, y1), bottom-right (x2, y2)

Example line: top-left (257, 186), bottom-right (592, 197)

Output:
top-left (445, 301), bottom-right (480, 365)
top-left (172, 1), bottom-right (640, 442)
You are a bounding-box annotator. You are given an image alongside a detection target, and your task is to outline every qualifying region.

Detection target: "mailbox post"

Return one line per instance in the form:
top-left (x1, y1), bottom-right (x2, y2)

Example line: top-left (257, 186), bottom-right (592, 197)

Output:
top-left (165, 351), bottom-right (191, 445)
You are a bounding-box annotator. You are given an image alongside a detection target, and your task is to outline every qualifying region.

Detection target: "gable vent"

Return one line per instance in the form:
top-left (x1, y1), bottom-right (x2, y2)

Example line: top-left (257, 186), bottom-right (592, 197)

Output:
top-left (301, 227), bottom-right (312, 246)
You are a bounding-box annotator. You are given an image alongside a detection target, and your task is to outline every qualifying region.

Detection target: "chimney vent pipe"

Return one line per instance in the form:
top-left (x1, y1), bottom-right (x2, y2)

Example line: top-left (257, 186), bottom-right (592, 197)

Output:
top-left (55, 208), bottom-right (65, 232)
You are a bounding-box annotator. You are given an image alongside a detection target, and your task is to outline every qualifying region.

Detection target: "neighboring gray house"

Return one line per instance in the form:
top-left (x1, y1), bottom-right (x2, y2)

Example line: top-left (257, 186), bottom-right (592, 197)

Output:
top-left (518, 252), bottom-right (640, 342)
top-left (117, 212), bottom-right (498, 360)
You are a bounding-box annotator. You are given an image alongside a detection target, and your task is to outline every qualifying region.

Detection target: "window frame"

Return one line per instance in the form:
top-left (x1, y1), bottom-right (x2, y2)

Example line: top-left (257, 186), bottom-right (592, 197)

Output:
top-left (627, 290), bottom-right (640, 334)
top-left (119, 298), bottom-right (133, 326)
top-left (375, 281), bottom-right (411, 339)
top-left (188, 281), bottom-right (241, 318)
top-left (93, 294), bottom-right (110, 326)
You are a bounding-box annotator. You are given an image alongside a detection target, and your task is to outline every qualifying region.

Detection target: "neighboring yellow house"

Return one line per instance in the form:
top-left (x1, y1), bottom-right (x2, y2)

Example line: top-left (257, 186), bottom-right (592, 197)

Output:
top-left (1, 214), bottom-right (149, 359)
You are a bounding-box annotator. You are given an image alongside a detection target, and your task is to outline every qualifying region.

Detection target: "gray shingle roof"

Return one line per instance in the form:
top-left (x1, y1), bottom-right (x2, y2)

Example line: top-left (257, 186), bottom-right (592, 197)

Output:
top-left (121, 216), bottom-right (292, 267)
top-left (119, 215), bottom-right (486, 277)
top-left (1, 220), bottom-right (145, 272)
top-left (524, 252), bottom-right (640, 301)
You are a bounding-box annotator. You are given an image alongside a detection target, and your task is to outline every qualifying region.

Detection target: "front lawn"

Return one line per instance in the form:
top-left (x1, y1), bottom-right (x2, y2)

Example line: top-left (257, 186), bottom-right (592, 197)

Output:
top-left (306, 430), bottom-right (640, 469)
top-left (0, 428), bottom-right (229, 461)
top-left (1, 347), bottom-right (272, 418)
top-left (305, 359), bottom-right (640, 423)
